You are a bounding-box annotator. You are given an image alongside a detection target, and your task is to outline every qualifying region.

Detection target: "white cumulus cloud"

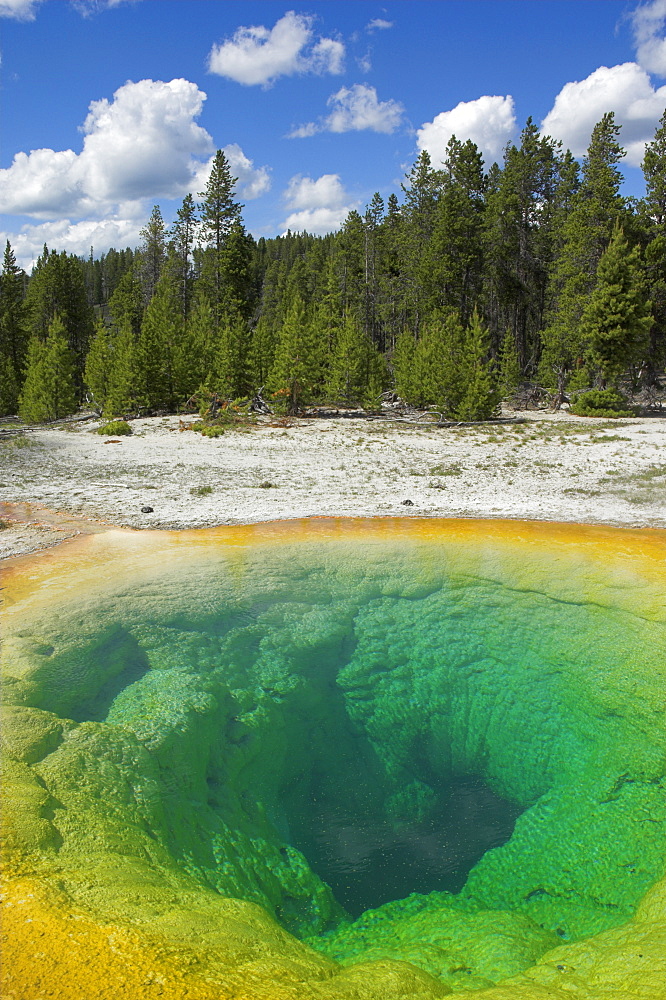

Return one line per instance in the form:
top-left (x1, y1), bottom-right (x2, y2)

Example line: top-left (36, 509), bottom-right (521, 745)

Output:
top-left (632, 0), bottom-right (666, 76)
top-left (289, 83), bottom-right (404, 137)
top-left (325, 84), bottom-right (404, 133)
top-left (541, 62), bottom-right (666, 166)
top-left (1, 216), bottom-right (147, 273)
top-left (0, 79), bottom-right (213, 218)
top-left (282, 173), bottom-right (358, 234)
top-left (207, 10), bottom-right (344, 86)
top-left (0, 78), bottom-right (270, 220)
top-left (0, 0), bottom-right (41, 18)
top-left (417, 95), bottom-right (516, 166)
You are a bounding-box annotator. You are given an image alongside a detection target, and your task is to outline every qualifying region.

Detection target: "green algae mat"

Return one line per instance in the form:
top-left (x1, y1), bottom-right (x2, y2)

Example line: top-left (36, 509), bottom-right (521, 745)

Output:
top-left (2, 517), bottom-right (665, 999)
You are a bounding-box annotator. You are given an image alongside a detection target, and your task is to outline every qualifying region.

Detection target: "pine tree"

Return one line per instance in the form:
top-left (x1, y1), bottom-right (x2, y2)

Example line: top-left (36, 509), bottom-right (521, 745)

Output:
top-left (362, 192), bottom-right (385, 344)
top-left (198, 150), bottom-right (243, 324)
top-left (540, 113), bottom-right (629, 395)
top-left (498, 328), bottom-right (522, 397)
top-left (453, 311), bottom-right (500, 420)
top-left (138, 205), bottom-right (167, 303)
top-left (108, 269), bottom-right (143, 337)
top-left (219, 219), bottom-right (255, 321)
top-left (392, 328), bottom-right (418, 403)
top-left (84, 317), bottom-right (114, 411)
top-left (425, 136), bottom-right (486, 323)
top-left (175, 289), bottom-right (216, 398)
top-left (641, 110), bottom-right (666, 370)
top-left (0, 241), bottom-right (28, 414)
top-left (24, 248), bottom-right (95, 370)
top-left (581, 225), bottom-right (652, 386)
top-left (19, 315), bottom-right (77, 422)
top-left (247, 316), bottom-right (277, 391)
top-left (267, 293), bottom-right (318, 414)
top-left (104, 318), bottom-right (136, 418)
top-left (134, 274), bottom-right (182, 411)
top-left (337, 210), bottom-right (366, 318)
top-left (168, 193), bottom-right (198, 318)
top-left (484, 120), bottom-right (561, 366)
top-left (400, 150), bottom-right (445, 330)
top-left (325, 311), bottom-right (384, 407)
top-left (214, 312), bottom-right (249, 398)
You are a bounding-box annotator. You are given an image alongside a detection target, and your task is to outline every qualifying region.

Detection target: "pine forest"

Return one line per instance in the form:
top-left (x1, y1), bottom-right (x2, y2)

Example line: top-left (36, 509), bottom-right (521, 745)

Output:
top-left (2, 111), bottom-right (665, 425)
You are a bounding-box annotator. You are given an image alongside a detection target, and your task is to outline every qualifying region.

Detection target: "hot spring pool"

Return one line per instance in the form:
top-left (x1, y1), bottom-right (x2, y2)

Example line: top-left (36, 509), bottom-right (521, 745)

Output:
top-left (2, 518), bottom-right (665, 998)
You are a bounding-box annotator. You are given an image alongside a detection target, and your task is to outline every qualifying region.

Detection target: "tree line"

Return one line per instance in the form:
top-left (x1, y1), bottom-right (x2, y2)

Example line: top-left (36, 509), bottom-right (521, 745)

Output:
top-left (1, 109), bottom-right (664, 423)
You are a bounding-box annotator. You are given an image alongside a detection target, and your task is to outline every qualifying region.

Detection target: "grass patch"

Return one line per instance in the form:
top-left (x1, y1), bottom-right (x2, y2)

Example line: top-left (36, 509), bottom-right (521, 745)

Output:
top-left (588, 435), bottom-right (632, 444)
top-left (614, 464), bottom-right (666, 484)
top-left (190, 485), bottom-right (214, 497)
top-left (430, 463), bottom-right (463, 476)
top-left (0, 434), bottom-right (37, 449)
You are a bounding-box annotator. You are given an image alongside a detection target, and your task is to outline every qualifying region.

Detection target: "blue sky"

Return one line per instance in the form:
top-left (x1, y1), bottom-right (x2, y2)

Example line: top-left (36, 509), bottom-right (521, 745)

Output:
top-left (1, 0), bottom-right (665, 270)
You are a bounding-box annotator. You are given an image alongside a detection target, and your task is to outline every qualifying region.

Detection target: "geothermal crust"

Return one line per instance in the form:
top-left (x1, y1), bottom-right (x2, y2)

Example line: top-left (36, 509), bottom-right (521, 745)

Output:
top-left (1, 408), bottom-right (666, 560)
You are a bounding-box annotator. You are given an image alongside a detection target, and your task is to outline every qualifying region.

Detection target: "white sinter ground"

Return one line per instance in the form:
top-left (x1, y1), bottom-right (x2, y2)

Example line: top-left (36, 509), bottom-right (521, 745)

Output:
top-left (1, 408), bottom-right (665, 558)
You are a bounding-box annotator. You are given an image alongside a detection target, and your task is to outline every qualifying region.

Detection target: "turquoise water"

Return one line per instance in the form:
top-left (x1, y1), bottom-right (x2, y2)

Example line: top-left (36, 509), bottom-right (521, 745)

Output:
top-left (5, 527), bottom-right (665, 988)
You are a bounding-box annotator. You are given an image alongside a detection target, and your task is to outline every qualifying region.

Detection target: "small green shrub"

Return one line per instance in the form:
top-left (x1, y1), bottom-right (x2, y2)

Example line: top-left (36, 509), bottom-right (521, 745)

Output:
top-left (569, 390), bottom-right (633, 418)
top-left (429, 463), bottom-right (463, 476)
top-left (200, 425), bottom-right (225, 438)
top-left (190, 485), bottom-right (213, 496)
top-left (258, 481), bottom-right (276, 488)
top-left (97, 420), bottom-right (132, 436)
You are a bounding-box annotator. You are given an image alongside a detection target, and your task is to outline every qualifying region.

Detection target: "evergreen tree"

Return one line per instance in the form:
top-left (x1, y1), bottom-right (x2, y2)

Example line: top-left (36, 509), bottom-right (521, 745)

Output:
top-left (268, 293), bottom-right (318, 413)
top-left (198, 150), bottom-right (243, 324)
top-left (24, 248), bottom-right (95, 367)
top-left (337, 210), bottom-right (366, 318)
top-left (168, 193), bottom-right (198, 318)
top-left (581, 225), bottom-right (652, 386)
top-left (19, 315), bottom-right (77, 422)
top-left (377, 193), bottom-right (407, 350)
top-left (392, 328), bottom-right (418, 403)
top-left (325, 311), bottom-right (384, 407)
top-left (453, 311), bottom-right (500, 420)
top-left (175, 289), bottom-right (216, 398)
top-left (484, 120), bottom-right (561, 367)
top-left (104, 318), bottom-right (137, 418)
top-left (362, 192), bottom-right (385, 344)
top-left (247, 316), bottom-right (277, 390)
top-left (84, 316), bottom-right (114, 411)
top-left (108, 269), bottom-right (143, 337)
top-left (541, 113), bottom-right (628, 395)
top-left (641, 110), bottom-right (666, 369)
top-left (0, 241), bottom-right (28, 414)
top-left (134, 274), bottom-right (182, 411)
top-left (400, 150), bottom-right (445, 329)
top-left (425, 136), bottom-right (486, 323)
top-left (498, 328), bottom-right (523, 398)
top-left (219, 219), bottom-right (255, 320)
top-left (214, 312), bottom-right (250, 398)
top-left (394, 312), bottom-right (467, 414)
top-left (138, 205), bottom-right (167, 303)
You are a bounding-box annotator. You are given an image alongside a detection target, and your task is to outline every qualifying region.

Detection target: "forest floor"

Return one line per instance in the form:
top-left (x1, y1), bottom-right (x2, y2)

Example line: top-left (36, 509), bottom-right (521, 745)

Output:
top-left (1, 406), bottom-right (665, 559)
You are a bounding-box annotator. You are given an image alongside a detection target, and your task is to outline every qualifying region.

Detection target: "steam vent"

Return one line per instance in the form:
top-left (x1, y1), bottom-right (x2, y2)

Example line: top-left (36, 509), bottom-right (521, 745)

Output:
top-left (2, 518), bottom-right (666, 999)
